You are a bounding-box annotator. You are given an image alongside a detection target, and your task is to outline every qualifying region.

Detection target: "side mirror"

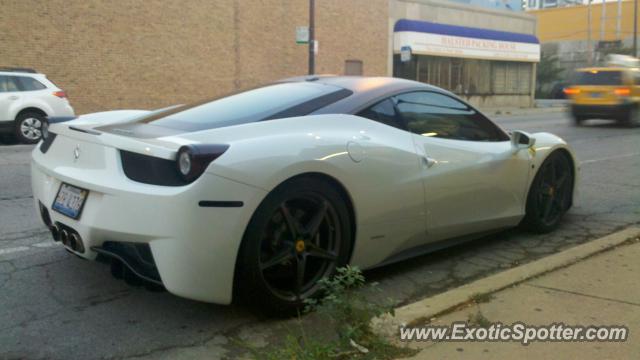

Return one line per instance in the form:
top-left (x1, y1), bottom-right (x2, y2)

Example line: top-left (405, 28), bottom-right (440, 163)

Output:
top-left (511, 130), bottom-right (535, 150)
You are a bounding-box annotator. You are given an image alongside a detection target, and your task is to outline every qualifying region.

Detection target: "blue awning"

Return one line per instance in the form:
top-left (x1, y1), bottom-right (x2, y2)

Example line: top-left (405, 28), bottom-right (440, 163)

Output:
top-left (394, 19), bottom-right (539, 45)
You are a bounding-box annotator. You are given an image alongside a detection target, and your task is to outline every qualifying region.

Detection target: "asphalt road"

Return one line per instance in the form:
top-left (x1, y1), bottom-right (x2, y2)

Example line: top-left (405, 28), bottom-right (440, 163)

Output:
top-left (1, 111), bottom-right (639, 359)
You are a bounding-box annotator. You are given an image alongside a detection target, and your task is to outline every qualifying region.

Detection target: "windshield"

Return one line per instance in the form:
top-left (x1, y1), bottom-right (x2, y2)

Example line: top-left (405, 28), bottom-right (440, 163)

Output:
top-left (131, 82), bottom-right (351, 132)
top-left (573, 71), bottom-right (623, 86)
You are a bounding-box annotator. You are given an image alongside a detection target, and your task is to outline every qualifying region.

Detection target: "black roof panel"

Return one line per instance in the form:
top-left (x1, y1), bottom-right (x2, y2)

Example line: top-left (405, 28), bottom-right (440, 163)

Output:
top-left (277, 76), bottom-right (447, 115)
top-left (278, 75), bottom-right (438, 93)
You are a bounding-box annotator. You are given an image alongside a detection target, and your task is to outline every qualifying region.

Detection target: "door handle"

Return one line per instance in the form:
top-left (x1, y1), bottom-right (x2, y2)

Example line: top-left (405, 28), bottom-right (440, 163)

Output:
top-left (422, 156), bottom-right (437, 168)
top-left (8, 95), bottom-right (19, 100)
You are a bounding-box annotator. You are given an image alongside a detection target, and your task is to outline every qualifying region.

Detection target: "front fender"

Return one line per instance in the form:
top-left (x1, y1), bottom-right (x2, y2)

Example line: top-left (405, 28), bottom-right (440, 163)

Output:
top-left (528, 132), bottom-right (580, 205)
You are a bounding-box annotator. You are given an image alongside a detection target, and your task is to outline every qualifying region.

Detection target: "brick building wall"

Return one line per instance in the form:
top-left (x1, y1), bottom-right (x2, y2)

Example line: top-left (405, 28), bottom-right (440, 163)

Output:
top-left (0, 0), bottom-right (388, 114)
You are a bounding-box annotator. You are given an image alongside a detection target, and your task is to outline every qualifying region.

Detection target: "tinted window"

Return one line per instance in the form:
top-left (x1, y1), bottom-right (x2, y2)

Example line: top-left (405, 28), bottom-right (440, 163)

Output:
top-left (17, 76), bottom-right (47, 91)
top-left (573, 71), bottom-right (623, 85)
top-left (0, 76), bottom-right (20, 92)
top-left (394, 91), bottom-right (507, 142)
top-left (135, 82), bottom-right (351, 131)
top-left (357, 99), bottom-right (403, 129)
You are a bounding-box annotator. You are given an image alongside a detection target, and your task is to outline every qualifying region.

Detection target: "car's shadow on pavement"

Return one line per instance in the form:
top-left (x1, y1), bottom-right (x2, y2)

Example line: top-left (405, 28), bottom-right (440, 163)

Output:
top-left (360, 210), bottom-right (623, 307)
top-left (0, 135), bottom-right (19, 146)
top-left (363, 227), bottom-right (526, 303)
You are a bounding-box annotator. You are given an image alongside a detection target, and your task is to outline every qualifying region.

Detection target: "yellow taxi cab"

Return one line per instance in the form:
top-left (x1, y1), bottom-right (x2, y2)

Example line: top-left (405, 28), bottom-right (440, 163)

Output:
top-left (564, 67), bottom-right (640, 127)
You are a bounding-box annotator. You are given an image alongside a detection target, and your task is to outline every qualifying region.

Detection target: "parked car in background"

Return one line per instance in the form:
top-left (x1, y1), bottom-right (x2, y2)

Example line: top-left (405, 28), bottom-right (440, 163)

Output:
top-left (564, 66), bottom-right (640, 127)
top-left (0, 68), bottom-right (75, 144)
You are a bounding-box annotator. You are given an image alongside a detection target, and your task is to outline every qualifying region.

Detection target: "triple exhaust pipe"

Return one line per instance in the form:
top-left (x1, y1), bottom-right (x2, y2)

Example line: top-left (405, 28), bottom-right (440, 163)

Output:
top-left (50, 225), bottom-right (85, 253)
top-left (39, 202), bottom-right (85, 253)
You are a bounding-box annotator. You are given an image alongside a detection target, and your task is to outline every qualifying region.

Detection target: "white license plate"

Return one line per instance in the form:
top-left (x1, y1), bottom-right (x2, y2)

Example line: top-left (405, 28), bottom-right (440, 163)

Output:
top-left (52, 183), bottom-right (89, 219)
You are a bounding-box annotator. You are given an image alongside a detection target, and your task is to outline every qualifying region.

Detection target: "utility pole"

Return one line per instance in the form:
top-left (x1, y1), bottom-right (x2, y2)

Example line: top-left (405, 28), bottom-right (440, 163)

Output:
top-left (588, 0), bottom-right (593, 65)
top-left (308, 0), bottom-right (316, 75)
top-left (617, 0), bottom-right (622, 40)
top-left (600, 0), bottom-right (606, 42)
top-left (634, 0), bottom-right (638, 57)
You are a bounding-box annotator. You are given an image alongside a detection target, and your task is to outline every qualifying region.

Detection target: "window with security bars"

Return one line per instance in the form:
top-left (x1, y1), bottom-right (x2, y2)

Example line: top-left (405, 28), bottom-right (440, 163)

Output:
top-left (394, 55), bottom-right (532, 96)
top-left (491, 61), bottom-right (532, 95)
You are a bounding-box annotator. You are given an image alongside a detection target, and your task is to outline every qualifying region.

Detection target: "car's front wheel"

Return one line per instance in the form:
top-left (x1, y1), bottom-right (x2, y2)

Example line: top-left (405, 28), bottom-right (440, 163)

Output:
top-left (521, 151), bottom-right (574, 233)
top-left (15, 112), bottom-right (45, 144)
top-left (235, 176), bottom-right (352, 316)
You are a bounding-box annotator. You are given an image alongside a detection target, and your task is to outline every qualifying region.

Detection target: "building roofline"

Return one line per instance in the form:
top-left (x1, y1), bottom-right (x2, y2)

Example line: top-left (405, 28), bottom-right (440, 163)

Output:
top-left (393, 0), bottom-right (536, 22)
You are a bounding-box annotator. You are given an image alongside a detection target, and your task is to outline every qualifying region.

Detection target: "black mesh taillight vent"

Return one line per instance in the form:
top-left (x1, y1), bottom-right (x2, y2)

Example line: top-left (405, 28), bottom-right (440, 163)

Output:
top-left (39, 133), bottom-right (57, 154)
top-left (120, 150), bottom-right (187, 186)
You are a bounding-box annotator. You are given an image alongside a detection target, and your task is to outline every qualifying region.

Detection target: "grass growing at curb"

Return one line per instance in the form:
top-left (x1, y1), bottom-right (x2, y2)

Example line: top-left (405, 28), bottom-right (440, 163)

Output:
top-left (470, 292), bottom-right (494, 304)
top-left (253, 266), bottom-right (417, 360)
top-left (467, 311), bottom-right (492, 329)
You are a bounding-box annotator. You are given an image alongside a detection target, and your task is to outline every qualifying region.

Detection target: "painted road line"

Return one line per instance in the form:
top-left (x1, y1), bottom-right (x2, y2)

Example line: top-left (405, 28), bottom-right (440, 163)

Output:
top-left (580, 152), bottom-right (640, 165)
top-left (0, 242), bottom-right (58, 257)
top-left (0, 246), bottom-right (30, 256)
top-left (32, 241), bottom-right (58, 248)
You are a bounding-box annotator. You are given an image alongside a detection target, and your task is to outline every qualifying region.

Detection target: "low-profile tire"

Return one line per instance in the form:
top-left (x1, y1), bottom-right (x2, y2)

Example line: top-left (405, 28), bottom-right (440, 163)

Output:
top-left (15, 111), bottom-right (45, 144)
top-left (521, 151), bottom-right (574, 234)
top-left (235, 176), bottom-right (352, 316)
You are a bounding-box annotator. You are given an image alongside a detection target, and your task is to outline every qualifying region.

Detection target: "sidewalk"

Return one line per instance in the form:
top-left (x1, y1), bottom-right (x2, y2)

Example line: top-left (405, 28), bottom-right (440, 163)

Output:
top-left (397, 231), bottom-right (640, 359)
top-left (482, 106), bottom-right (566, 117)
top-left (480, 99), bottom-right (568, 117)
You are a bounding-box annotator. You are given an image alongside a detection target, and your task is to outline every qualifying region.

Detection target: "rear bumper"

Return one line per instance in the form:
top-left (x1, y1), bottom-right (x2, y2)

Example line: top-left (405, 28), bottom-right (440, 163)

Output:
top-left (570, 103), bottom-right (633, 119)
top-left (31, 147), bottom-right (267, 304)
top-left (48, 100), bottom-right (76, 118)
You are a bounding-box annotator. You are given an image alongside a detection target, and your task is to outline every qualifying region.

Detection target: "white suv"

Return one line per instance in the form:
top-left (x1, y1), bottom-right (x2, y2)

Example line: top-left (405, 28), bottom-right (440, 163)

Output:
top-left (0, 68), bottom-right (75, 144)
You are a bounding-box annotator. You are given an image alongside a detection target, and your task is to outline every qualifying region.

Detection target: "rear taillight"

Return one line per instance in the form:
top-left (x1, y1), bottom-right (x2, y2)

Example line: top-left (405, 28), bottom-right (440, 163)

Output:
top-left (614, 88), bottom-right (631, 96)
top-left (563, 88), bottom-right (580, 95)
top-left (120, 145), bottom-right (229, 186)
top-left (176, 144), bottom-right (229, 183)
top-left (53, 91), bottom-right (67, 98)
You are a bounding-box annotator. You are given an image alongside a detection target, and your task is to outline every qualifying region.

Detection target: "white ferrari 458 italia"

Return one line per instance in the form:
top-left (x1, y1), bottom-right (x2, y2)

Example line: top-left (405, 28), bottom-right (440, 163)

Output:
top-left (32, 76), bottom-right (578, 314)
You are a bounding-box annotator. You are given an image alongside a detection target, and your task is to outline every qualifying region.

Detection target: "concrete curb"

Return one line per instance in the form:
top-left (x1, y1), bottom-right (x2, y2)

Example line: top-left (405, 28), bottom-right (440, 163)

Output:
top-left (375, 227), bottom-right (640, 331)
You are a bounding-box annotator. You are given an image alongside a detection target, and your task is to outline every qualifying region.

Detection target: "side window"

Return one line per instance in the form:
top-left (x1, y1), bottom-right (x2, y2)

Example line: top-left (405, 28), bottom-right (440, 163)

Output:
top-left (16, 76), bottom-right (47, 91)
top-left (394, 91), bottom-right (507, 141)
top-left (0, 76), bottom-right (20, 92)
top-left (356, 99), bottom-right (404, 129)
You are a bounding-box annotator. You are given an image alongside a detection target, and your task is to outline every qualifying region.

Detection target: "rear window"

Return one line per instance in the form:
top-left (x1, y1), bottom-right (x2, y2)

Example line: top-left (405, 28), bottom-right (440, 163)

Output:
top-left (17, 76), bottom-right (47, 91)
top-left (573, 71), bottom-right (623, 85)
top-left (134, 82), bottom-right (352, 132)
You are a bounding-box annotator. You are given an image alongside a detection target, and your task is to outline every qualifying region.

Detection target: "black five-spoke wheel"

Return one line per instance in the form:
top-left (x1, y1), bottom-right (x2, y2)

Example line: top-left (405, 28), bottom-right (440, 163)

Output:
top-left (236, 177), bottom-right (352, 315)
top-left (260, 197), bottom-right (340, 301)
top-left (522, 151), bottom-right (574, 233)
